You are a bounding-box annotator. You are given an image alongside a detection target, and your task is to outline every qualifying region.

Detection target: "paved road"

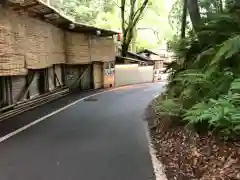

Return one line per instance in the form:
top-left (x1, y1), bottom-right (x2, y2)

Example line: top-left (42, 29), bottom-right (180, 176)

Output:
top-left (0, 83), bottom-right (164, 180)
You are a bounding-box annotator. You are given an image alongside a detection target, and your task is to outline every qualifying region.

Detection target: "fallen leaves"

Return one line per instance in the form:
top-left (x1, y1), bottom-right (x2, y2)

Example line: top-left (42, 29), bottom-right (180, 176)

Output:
top-left (150, 115), bottom-right (240, 180)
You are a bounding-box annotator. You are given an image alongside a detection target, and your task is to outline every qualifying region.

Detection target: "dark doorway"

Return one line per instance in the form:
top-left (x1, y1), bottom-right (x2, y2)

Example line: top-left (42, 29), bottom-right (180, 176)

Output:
top-left (79, 64), bottom-right (93, 90)
top-left (38, 69), bottom-right (49, 94)
top-left (0, 77), bottom-right (4, 108)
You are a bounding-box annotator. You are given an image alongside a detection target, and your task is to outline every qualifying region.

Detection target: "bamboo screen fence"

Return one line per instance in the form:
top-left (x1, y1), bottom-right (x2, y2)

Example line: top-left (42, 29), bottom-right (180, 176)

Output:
top-left (0, 1), bottom-right (116, 76)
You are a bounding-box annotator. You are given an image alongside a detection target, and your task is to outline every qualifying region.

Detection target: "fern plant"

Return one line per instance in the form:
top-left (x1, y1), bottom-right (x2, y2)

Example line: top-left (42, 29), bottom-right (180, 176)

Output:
top-left (154, 98), bottom-right (183, 116)
top-left (183, 79), bottom-right (240, 137)
top-left (161, 8), bottom-right (240, 139)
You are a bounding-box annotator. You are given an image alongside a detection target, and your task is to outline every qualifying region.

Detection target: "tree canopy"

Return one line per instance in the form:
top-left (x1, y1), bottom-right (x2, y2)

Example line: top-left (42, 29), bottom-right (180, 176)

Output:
top-left (47, 0), bottom-right (173, 52)
top-left (49, 0), bottom-right (115, 25)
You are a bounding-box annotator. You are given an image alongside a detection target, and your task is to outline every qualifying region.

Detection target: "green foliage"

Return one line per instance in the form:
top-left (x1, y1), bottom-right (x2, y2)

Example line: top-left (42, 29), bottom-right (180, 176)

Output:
top-left (120, 0), bottom-right (150, 56)
top-left (161, 1), bottom-right (240, 139)
top-left (50, 0), bottom-right (116, 25)
top-left (168, 0), bottom-right (224, 36)
top-left (49, 0), bottom-right (173, 51)
top-left (154, 98), bottom-right (183, 116)
top-left (210, 35), bottom-right (240, 66)
top-left (183, 79), bottom-right (240, 137)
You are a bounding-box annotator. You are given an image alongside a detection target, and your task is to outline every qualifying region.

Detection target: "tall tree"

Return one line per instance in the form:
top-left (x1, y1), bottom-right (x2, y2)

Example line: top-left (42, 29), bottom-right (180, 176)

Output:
top-left (169, 0), bottom-right (225, 36)
top-left (186, 0), bottom-right (201, 32)
top-left (131, 0), bottom-right (141, 53)
top-left (168, 0), bottom-right (185, 36)
top-left (181, 0), bottom-right (187, 38)
top-left (120, 0), bottom-right (149, 57)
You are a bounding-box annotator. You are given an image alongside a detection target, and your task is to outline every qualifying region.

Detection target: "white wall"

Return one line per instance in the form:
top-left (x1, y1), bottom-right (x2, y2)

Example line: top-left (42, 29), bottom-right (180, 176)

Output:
top-left (115, 64), bottom-right (153, 87)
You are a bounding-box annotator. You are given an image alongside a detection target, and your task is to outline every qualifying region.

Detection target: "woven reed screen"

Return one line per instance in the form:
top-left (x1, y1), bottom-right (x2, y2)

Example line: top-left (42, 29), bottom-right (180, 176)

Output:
top-left (0, 8), bottom-right (116, 76)
top-left (65, 32), bottom-right (91, 64)
top-left (90, 37), bottom-right (116, 63)
top-left (0, 8), bottom-right (65, 75)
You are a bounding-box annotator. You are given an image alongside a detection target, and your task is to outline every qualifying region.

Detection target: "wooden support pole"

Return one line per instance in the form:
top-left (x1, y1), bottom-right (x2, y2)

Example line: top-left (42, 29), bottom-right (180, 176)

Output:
top-left (53, 65), bottom-right (57, 87)
top-left (0, 77), bottom-right (3, 108)
top-left (8, 77), bottom-right (13, 104)
top-left (17, 72), bottom-right (35, 102)
top-left (5, 76), bottom-right (13, 105)
top-left (54, 71), bottom-right (62, 87)
top-left (1, 77), bottom-right (8, 106)
top-left (44, 69), bottom-right (49, 93)
top-left (61, 64), bottom-right (66, 86)
top-left (5, 78), bottom-right (9, 105)
top-left (76, 65), bottom-right (91, 87)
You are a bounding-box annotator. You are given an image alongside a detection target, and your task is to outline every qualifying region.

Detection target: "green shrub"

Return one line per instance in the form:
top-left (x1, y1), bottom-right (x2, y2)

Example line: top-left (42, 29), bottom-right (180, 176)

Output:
top-left (154, 98), bottom-right (183, 116)
top-left (161, 9), bottom-right (240, 139)
top-left (183, 79), bottom-right (240, 137)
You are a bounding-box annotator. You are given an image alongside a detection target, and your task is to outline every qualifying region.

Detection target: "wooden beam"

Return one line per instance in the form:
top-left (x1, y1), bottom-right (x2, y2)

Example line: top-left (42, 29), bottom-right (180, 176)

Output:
top-left (0, 77), bottom-right (4, 108)
top-left (61, 64), bottom-right (66, 86)
top-left (33, 10), bottom-right (55, 20)
top-left (40, 10), bottom-right (54, 16)
top-left (8, 77), bottom-right (13, 104)
top-left (44, 69), bottom-right (49, 93)
top-left (17, 72), bottom-right (35, 102)
top-left (12, 2), bottom-right (39, 10)
top-left (5, 76), bottom-right (13, 105)
top-left (53, 65), bottom-right (56, 87)
top-left (54, 70), bottom-right (62, 87)
top-left (1, 77), bottom-right (8, 107)
top-left (76, 65), bottom-right (91, 87)
top-left (23, 2), bottom-right (39, 9)
top-left (25, 75), bottom-right (30, 99)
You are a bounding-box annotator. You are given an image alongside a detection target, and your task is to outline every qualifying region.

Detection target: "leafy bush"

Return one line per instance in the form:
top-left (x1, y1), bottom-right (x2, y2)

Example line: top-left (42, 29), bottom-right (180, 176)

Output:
top-left (154, 98), bottom-right (183, 116)
top-left (182, 78), bottom-right (240, 137)
top-left (161, 7), bottom-right (240, 139)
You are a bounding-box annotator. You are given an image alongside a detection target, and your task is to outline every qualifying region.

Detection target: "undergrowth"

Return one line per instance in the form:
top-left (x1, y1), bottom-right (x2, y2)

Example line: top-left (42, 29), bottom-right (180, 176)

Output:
top-left (156, 7), bottom-right (240, 140)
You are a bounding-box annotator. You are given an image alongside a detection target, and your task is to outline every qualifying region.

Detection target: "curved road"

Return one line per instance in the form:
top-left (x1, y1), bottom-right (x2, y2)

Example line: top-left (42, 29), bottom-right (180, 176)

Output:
top-left (0, 83), bottom-right (164, 180)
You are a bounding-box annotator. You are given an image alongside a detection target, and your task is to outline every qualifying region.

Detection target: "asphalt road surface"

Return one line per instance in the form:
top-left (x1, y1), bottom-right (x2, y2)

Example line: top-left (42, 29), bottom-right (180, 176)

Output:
top-left (0, 83), bottom-right (165, 180)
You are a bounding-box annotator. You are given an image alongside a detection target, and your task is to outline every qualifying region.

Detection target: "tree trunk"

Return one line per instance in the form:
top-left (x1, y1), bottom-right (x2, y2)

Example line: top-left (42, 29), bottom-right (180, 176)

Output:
top-left (131, 0), bottom-right (141, 53)
top-left (181, 0), bottom-right (187, 39)
top-left (131, 27), bottom-right (137, 52)
top-left (219, 0), bottom-right (223, 12)
top-left (186, 0), bottom-right (201, 32)
top-left (121, 44), bottom-right (129, 57)
top-left (120, 0), bottom-right (148, 57)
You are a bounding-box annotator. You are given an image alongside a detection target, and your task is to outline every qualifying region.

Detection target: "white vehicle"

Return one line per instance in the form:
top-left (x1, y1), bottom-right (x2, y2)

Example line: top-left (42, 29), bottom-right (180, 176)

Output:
top-left (153, 70), bottom-right (161, 81)
top-left (161, 73), bottom-right (169, 80)
top-left (153, 69), bottom-right (169, 81)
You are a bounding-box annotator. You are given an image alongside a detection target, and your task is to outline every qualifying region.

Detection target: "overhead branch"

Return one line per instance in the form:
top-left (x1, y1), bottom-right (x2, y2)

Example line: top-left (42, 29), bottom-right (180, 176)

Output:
top-left (113, 1), bottom-right (121, 8)
top-left (128, 0), bottom-right (137, 31)
top-left (137, 28), bottom-right (161, 41)
top-left (121, 0), bottom-right (126, 32)
top-left (114, 1), bottom-right (128, 14)
top-left (132, 0), bottom-right (148, 21)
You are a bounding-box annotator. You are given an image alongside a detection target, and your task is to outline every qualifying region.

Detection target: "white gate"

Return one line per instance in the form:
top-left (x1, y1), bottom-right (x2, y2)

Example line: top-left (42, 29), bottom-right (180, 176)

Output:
top-left (115, 64), bottom-right (154, 87)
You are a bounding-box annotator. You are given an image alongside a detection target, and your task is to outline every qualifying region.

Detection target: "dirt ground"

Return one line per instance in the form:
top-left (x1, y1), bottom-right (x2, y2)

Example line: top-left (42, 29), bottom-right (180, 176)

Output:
top-left (147, 105), bottom-right (240, 180)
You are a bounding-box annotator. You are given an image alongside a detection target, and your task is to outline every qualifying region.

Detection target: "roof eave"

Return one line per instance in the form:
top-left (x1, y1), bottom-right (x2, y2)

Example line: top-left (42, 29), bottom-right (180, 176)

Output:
top-left (8, 0), bottom-right (118, 36)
